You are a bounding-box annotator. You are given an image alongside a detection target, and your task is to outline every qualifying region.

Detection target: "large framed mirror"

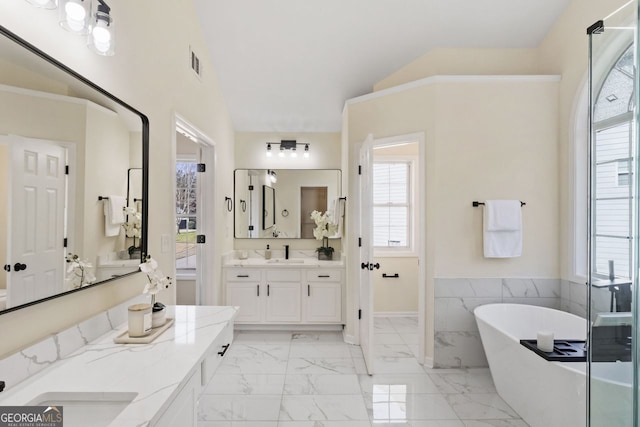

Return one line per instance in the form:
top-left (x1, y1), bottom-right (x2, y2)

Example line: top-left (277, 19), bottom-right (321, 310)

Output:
top-left (0, 26), bottom-right (149, 315)
top-left (234, 169), bottom-right (341, 238)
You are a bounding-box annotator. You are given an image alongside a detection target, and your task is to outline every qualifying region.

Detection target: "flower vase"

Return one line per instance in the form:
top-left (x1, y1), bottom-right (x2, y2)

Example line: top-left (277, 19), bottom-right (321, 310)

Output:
top-left (318, 252), bottom-right (333, 261)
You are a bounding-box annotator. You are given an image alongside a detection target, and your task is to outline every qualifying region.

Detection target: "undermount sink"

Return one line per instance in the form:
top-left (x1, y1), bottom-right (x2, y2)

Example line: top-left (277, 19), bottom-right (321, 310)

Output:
top-left (28, 392), bottom-right (137, 427)
top-left (266, 258), bottom-right (305, 264)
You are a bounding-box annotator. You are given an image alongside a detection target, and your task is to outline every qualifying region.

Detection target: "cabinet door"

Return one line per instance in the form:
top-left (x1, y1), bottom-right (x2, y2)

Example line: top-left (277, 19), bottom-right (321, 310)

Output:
top-left (153, 367), bottom-right (200, 427)
top-left (265, 282), bottom-right (301, 322)
top-left (226, 283), bottom-right (262, 323)
top-left (304, 282), bottom-right (342, 323)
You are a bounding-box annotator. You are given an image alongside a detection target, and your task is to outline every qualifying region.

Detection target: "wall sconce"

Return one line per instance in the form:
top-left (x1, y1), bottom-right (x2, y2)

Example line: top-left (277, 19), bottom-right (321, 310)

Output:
top-left (59, 0), bottom-right (91, 34)
top-left (265, 140), bottom-right (310, 159)
top-left (87, 0), bottom-right (115, 56)
top-left (268, 170), bottom-right (277, 183)
top-left (25, 0), bottom-right (115, 56)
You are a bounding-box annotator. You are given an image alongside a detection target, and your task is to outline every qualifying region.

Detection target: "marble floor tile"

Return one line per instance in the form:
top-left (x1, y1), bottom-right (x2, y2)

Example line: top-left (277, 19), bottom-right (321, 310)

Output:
top-left (216, 356), bottom-right (288, 374)
top-left (358, 373), bottom-right (441, 395)
top-left (462, 420), bottom-right (529, 427)
top-left (292, 332), bottom-right (345, 342)
top-left (445, 394), bottom-right (519, 420)
top-left (277, 422), bottom-right (371, 427)
top-left (429, 371), bottom-right (496, 394)
top-left (226, 343), bottom-right (291, 360)
top-left (234, 331), bottom-right (292, 343)
top-left (373, 344), bottom-right (414, 358)
top-left (375, 333), bottom-right (406, 344)
top-left (349, 345), bottom-right (364, 358)
top-left (198, 395), bottom-right (282, 421)
top-left (364, 393), bottom-right (459, 421)
top-left (203, 373), bottom-right (285, 395)
top-left (280, 395), bottom-right (369, 421)
top-left (284, 374), bottom-right (362, 395)
top-left (373, 356), bottom-right (426, 374)
top-left (287, 358), bottom-right (357, 375)
top-left (388, 316), bottom-right (419, 327)
top-left (289, 343), bottom-right (353, 358)
top-left (198, 422), bottom-right (278, 427)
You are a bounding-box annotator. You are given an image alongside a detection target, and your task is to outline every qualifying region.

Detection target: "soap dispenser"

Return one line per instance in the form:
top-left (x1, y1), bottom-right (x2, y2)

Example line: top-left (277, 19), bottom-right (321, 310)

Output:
top-left (265, 244), bottom-right (272, 260)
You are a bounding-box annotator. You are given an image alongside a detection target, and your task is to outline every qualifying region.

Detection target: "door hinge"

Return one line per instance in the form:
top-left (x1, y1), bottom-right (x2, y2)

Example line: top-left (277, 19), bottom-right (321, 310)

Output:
top-left (358, 237), bottom-right (362, 247)
top-left (248, 225), bottom-right (254, 231)
top-left (63, 238), bottom-right (68, 248)
top-left (196, 235), bottom-right (206, 244)
top-left (65, 165), bottom-right (69, 175)
top-left (197, 163), bottom-right (206, 172)
top-left (358, 309), bottom-right (362, 320)
top-left (248, 185), bottom-right (254, 191)
top-left (358, 165), bottom-right (362, 175)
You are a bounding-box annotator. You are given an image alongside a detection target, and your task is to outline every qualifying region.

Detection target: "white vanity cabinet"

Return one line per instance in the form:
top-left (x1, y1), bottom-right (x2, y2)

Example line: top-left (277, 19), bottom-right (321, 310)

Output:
top-left (224, 264), bottom-right (343, 325)
top-left (153, 366), bottom-right (200, 427)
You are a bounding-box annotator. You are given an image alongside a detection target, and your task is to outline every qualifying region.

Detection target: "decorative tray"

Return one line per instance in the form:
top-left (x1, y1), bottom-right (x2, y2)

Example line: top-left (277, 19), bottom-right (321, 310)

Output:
top-left (113, 318), bottom-right (175, 344)
top-left (520, 339), bottom-right (586, 362)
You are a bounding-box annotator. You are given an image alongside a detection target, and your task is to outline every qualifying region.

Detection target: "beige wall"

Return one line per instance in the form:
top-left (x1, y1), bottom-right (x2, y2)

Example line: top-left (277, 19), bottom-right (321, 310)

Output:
top-left (374, 48), bottom-right (539, 91)
top-left (373, 257), bottom-right (419, 313)
top-left (346, 77), bottom-right (559, 359)
top-left (0, 0), bottom-right (234, 357)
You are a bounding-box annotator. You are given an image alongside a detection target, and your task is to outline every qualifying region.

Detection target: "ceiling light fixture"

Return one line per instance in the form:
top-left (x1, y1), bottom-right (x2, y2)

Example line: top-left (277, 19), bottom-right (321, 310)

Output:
top-left (59, 0), bottom-right (90, 34)
top-left (265, 140), bottom-right (310, 159)
top-left (87, 0), bottom-right (115, 56)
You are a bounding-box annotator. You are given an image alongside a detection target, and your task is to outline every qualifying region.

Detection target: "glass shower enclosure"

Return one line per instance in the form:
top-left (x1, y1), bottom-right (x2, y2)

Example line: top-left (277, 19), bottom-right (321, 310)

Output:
top-left (588, 2), bottom-right (638, 426)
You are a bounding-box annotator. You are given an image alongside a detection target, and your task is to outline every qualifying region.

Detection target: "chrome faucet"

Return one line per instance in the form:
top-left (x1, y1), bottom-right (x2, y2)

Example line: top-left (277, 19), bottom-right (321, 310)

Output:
top-left (284, 245), bottom-right (290, 259)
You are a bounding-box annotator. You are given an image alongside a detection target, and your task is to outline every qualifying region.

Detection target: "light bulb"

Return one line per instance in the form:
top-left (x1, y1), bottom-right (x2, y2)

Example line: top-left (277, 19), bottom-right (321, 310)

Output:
top-left (278, 150), bottom-right (285, 158)
top-left (303, 151), bottom-right (310, 158)
top-left (290, 151), bottom-right (297, 158)
top-left (92, 21), bottom-right (112, 52)
top-left (266, 150), bottom-right (272, 157)
top-left (65, 1), bottom-right (86, 20)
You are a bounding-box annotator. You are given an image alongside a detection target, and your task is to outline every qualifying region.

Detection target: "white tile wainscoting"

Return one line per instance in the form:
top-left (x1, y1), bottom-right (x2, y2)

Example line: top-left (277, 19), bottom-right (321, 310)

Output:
top-left (434, 278), bottom-right (613, 368)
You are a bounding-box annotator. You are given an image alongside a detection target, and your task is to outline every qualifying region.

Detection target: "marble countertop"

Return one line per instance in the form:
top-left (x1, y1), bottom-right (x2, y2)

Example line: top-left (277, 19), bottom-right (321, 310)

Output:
top-left (223, 250), bottom-right (344, 267)
top-left (0, 305), bottom-right (237, 427)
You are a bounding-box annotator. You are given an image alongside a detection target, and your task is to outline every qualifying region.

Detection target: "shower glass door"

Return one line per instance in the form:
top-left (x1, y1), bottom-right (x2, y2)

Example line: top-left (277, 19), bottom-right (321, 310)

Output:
top-left (587, 3), bottom-right (638, 426)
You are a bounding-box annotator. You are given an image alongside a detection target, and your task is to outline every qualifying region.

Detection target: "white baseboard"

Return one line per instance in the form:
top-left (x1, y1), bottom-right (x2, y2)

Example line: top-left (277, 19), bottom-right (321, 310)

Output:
top-left (374, 311), bottom-right (418, 318)
top-left (423, 356), bottom-right (434, 368)
top-left (234, 324), bottom-right (343, 332)
top-left (343, 333), bottom-right (357, 345)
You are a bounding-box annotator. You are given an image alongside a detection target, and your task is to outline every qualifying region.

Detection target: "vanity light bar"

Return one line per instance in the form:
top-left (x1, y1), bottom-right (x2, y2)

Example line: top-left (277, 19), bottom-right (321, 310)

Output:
top-left (265, 141), bottom-right (310, 159)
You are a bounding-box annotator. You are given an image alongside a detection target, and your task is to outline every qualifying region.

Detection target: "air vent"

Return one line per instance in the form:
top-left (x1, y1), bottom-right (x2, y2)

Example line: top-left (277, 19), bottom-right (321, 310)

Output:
top-left (190, 46), bottom-right (202, 79)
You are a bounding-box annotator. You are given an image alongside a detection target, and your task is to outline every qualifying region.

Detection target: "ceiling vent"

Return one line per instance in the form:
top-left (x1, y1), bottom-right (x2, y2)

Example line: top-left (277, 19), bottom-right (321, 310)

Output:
top-left (190, 46), bottom-right (202, 79)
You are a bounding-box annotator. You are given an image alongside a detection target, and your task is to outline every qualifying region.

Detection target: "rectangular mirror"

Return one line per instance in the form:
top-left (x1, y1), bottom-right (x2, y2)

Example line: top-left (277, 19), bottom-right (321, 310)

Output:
top-left (235, 169), bottom-right (341, 239)
top-left (0, 26), bottom-right (149, 314)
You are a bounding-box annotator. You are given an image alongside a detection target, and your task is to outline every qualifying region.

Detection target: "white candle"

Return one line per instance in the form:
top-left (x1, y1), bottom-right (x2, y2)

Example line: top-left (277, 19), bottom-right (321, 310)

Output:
top-left (537, 330), bottom-right (554, 352)
top-left (128, 303), bottom-right (152, 337)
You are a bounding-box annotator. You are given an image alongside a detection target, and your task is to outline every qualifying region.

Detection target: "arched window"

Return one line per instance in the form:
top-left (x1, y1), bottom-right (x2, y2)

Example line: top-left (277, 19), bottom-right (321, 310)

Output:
top-left (591, 44), bottom-right (634, 279)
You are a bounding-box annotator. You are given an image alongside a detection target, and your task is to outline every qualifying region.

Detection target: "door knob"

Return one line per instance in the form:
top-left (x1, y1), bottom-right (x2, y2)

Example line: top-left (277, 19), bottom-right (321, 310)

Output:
top-left (14, 263), bottom-right (26, 272)
top-left (361, 262), bottom-right (380, 271)
top-left (3, 264), bottom-right (9, 272)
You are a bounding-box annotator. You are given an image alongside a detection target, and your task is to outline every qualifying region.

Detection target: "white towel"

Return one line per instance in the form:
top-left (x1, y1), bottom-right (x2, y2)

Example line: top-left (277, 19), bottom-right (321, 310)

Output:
top-left (483, 200), bottom-right (522, 258)
top-left (104, 195), bottom-right (126, 237)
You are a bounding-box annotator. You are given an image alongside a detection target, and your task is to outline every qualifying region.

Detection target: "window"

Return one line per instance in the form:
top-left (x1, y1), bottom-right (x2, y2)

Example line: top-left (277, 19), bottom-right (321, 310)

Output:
top-left (176, 160), bottom-right (197, 269)
top-left (373, 161), bottom-right (412, 250)
top-left (592, 45), bottom-right (634, 279)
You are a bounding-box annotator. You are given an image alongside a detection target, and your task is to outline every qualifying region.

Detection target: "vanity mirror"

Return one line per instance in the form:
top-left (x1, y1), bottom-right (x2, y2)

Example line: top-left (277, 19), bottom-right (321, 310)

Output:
top-left (234, 169), bottom-right (341, 239)
top-left (0, 26), bottom-right (149, 314)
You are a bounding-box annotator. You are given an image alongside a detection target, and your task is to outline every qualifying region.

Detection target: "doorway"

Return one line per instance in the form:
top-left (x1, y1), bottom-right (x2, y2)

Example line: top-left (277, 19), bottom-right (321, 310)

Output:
top-left (300, 186), bottom-right (328, 238)
top-left (173, 115), bottom-right (216, 306)
top-left (357, 132), bottom-right (426, 374)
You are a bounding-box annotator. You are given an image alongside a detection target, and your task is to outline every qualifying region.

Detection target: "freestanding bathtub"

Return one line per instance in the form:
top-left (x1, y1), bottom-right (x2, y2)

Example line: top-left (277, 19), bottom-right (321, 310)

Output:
top-left (475, 303), bottom-right (632, 427)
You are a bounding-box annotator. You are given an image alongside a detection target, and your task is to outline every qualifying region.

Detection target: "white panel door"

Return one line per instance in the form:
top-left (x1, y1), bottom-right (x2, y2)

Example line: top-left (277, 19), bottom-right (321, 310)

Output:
top-left (359, 134), bottom-right (375, 374)
top-left (226, 282), bottom-right (262, 322)
top-left (7, 136), bottom-right (66, 308)
top-left (304, 282), bottom-right (341, 323)
top-left (265, 282), bottom-right (301, 322)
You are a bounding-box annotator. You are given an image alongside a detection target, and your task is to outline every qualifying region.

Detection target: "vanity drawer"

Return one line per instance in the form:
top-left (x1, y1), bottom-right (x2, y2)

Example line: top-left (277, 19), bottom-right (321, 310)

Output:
top-left (306, 269), bottom-right (342, 281)
top-left (201, 321), bottom-right (234, 388)
top-left (266, 269), bottom-right (301, 282)
top-left (225, 269), bottom-right (261, 281)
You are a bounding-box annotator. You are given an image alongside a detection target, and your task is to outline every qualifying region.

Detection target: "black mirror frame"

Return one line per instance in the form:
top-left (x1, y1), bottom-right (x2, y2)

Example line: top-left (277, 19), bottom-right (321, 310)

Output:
top-left (0, 25), bottom-right (149, 316)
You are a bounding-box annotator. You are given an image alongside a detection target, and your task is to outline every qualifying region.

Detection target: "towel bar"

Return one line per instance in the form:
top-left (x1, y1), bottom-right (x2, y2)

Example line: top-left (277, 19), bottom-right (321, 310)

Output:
top-left (473, 201), bottom-right (525, 207)
top-left (98, 196), bottom-right (109, 200)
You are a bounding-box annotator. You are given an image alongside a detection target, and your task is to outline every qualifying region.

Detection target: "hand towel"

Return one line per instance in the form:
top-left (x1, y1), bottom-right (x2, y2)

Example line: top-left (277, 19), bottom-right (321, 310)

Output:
top-left (483, 200), bottom-right (522, 258)
top-left (104, 195), bottom-right (126, 237)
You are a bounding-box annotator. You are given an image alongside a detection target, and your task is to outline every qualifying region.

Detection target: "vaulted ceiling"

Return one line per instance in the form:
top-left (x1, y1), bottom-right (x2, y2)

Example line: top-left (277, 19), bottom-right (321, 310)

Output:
top-left (194, 0), bottom-right (572, 133)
